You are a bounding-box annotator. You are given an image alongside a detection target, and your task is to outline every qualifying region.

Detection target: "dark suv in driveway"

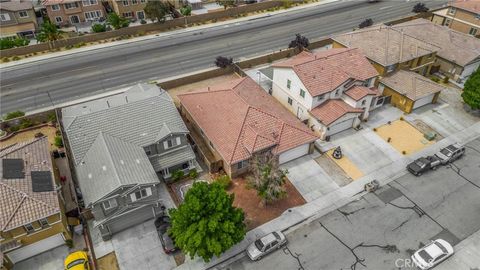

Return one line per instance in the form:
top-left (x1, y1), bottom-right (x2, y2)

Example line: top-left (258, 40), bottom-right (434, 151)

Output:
top-left (154, 215), bottom-right (177, 254)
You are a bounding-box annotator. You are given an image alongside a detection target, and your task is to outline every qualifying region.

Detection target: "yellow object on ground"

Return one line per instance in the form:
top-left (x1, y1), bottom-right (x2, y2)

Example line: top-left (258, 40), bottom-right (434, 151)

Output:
top-left (64, 251), bottom-right (90, 270)
top-left (326, 149), bottom-right (364, 180)
top-left (375, 119), bottom-right (433, 155)
top-left (97, 252), bottom-right (120, 270)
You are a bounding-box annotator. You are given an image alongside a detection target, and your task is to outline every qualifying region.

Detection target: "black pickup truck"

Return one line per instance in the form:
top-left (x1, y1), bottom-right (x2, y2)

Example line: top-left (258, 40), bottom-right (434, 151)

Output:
top-left (407, 156), bottom-right (441, 176)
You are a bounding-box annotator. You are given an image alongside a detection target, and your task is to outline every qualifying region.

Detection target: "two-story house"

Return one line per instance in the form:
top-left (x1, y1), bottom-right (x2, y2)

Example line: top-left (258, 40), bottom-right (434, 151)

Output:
top-left (107, 0), bottom-right (147, 20)
top-left (61, 83), bottom-right (200, 240)
top-left (0, 0), bottom-right (37, 38)
top-left (393, 19), bottom-right (480, 83)
top-left (43, 0), bottom-right (106, 27)
top-left (178, 77), bottom-right (318, 178)
top-left (431, 0), bottom-right (480, 37)
top-left (332, 25), bottom-right (440, 77)
top-left (1, 137), bottom-right (71, 269)
top-left (270, 48), bottom-right (382, 140)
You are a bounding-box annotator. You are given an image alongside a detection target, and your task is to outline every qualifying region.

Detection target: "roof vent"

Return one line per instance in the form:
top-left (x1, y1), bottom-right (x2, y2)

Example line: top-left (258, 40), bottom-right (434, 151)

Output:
top-left (120, 160), bottom-right (125, 165)
top-left (102, 165), bottom-right (107, 171)
top-left (136, 159), bottom-right (140, 164)
top-left (88, 173), bottom-right (92, 179)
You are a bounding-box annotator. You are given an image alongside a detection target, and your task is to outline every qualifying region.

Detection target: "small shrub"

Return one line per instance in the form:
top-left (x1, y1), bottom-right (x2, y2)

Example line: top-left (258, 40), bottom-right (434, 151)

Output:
top-left (3, 110), bottom-right (25, 120)
top-left (35, 132), bottom-right (44, 138)
top-left (387, 137), bottom-right (392, 143)
top-left (402, 150), bottom-right (407, 155)
top-left (73, 42), bottom-right (86, 48)
top-left (359, 18), bottom-right (374, 29)
top-left (12, 56), bottom-right (20, 61)
top-left (140, 19), bottom-right (147, 25)
top-left (267, 56), bottom-right (273, 63)
top-left (2, 57), bottom-right (10, 62)
top-left (171, 170), bottom-right (184, 181)
top-left (373, 128), bottom-right (377, 132)
top-left (430, 77), bottom-right (440, 82)
top-left (19, 118), bottom-right (33, 129)
top-left (65, 45), bottom-right (73, 50)
top-left (399, 117), bottom-right (404, 121)
top-left (9, 126), bottom-right (20, 132)
top-left (214, 56), bottom-right (233, 68)
top-left (91, 23), bottom-right (106, 33)
top-left (189, 169), bottom-right (198, 179)
top-left (54, 136), bottom-right (64, 147)
top-left (47, 112), bottom-right (57, 122)
top-left (215, 174), bottom-right (231, 189)
top-left (443, 76), bottom-right (449, 83)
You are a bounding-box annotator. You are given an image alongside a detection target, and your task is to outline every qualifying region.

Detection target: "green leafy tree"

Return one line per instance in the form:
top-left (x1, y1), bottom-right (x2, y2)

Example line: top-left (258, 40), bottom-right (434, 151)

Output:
top-left (180, 5), bottom-right (192, 16)
top-left (169, 182), bottom-right (246, 262)
top-left (248, 152), bottom-right (288, 205)
top-left (54, 136), bottom-right (64, 147)
top-left (36, 20), bottom-right (62, 42)
top-left (462, 68), bottom-right (480, 110)
top-left (216, 0), bottom-right (235, 9)
top-left (144, 1), bottom-right (169, 23)
top-left (107, 13), bottom-right (130, 29)
top-left (3, 110), bottom-right (25, 120)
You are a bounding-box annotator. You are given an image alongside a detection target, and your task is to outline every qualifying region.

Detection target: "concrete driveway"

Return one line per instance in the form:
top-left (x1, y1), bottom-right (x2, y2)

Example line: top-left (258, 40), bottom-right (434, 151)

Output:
top-left (281, 155), bottom-right (339, 202)
top-left (90, 182), bottom-right (177, 270)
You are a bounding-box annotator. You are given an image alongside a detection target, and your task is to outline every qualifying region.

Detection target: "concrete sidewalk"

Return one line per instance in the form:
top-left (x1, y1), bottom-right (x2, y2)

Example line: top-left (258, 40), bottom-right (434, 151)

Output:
top-left (435, 229), bottom-right (480, 270)
top-left (175, 121), bottom-right (480, 270)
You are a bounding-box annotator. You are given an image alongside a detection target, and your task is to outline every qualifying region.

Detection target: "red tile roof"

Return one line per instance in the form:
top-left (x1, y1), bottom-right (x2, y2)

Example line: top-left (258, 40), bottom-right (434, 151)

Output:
top-left (344, 85), bottom-right (377, 101)
top-left (272, 48), bottom-right (378, 96)
top-left (452, 0), bottom-right (480, 14)
top-left (310, 99), bottom-right (363, 126)
top-left (178, 77), bottom-right (318, 165)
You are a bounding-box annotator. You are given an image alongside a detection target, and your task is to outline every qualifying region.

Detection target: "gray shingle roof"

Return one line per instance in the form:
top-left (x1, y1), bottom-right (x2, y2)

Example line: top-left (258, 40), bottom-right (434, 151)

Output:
top-left (75, 132), bottom-right (159, 205)
top-left (62, 84), bottom-right (189, 165)
top-left (149, 145), bottom-right (196, 172)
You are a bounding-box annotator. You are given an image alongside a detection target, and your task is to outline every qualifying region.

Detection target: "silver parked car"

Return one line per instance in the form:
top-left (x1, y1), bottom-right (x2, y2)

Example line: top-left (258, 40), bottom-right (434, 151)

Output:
top-left (435, 143), bottom-right (465, 164)
top-left (246, 231), bottom-right (287, 261)
top-left (411, 239), bottom-right (454, 270)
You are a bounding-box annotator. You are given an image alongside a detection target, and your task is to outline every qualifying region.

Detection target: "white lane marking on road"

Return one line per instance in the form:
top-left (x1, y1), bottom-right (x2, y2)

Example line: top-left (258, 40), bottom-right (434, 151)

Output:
top-left (380, 5), bottom-right (392, 10)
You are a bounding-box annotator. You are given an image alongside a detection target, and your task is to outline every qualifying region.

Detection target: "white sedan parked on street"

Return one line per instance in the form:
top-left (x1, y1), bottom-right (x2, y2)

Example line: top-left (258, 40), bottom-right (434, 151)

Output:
top-left (246, 231), bottom-right (287, 261)
top-left (411, 239), bottom-right (454, 269)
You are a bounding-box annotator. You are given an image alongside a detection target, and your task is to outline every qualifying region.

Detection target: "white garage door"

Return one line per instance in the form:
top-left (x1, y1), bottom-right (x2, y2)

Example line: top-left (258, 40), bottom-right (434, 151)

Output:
top-left (279, 144), bottom-right (309, 164)
top-left (7, 233), bottom-right (65, 264)
top-left (413, 93), bottom-right (435, 110)
top-left (327, 118), bottom-right (354, 136)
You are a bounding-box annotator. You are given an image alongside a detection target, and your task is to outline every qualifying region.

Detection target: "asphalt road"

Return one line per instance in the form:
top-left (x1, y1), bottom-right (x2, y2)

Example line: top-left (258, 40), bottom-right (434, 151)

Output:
top-left (225, 138), bottom-right (480, 270)
top-left (0, 0), bottom-right (447, 115)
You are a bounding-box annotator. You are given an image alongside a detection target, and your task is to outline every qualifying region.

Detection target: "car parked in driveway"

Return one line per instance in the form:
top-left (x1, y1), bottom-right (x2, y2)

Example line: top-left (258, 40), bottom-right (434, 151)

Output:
top-left (407, 156), bottom-right (441, 176)
top-left (435, 143), bottom-right (465, 164)
top-left (246, 231), bottom-right (287, 261)
top-left (154, 215), bottom-right (177, 254)
top-left (411, 239), bottom-right (454, 269)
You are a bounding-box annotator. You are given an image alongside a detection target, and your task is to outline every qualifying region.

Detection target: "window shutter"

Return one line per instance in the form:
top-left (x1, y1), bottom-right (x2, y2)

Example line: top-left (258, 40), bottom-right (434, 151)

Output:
top-left (163, 141), bottom-right (168, 149)
top-left (176, 137), bottom-right (181, 146)
top-left (130, 193), bottom-right (137, 202)
top-left (146, 187), bottom-right (152, 197)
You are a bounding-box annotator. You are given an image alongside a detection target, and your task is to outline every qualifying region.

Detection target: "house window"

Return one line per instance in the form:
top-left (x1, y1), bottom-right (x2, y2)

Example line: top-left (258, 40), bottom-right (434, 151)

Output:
top-left (85, 10), bottom-right (102, 20)
top-left (103, 198), bottom-right (118, 210)
top-left (82, 0), bottom-right (97, 6)
top-left (132, 0), bottom-right (138, 4)
top-left (469, 28), bottom-right (478, 36)
top-left (24, 223), bottom-right (35, 233)
top-left (123, 0), bottom-right (129, 6)
top-left (444, 19), bottom-right (451, 26)
top-left (164, 137), bottom-right (181, 149)
top-left (299, 89), bottom-right (305, 98)
top-left (130, 187), bottom-right (152, 202)
top-left (476, 14), bottom-right (480, 20)
top-left (65, 2), bottom-right (79, 9)
top-left (317, 95), bottom-right (324, 101)
top-left (287, 97), bottom-right (293, 105)
top-left (137, 10), bottom-right (145, 20)
top-left (19, 11), bottom-right (29, 18)
top-left (122, 11), bottom-right (134, 18)
top-left (0, 13), bottom-right (11, 21)
top-left (361, 99), bottom-right (367, 106)
top-left (141, 0), bottom-right (146, 3)
top-left (448, 7), bottom-right (456, 15)
top-left (39, 218), bottom-right (49, 227)
top-left (144, 146), bottom-right (151, 156)
top-left (70, 15), bottom-right (80, 24)
top-left (182, 163), bottom-right (189, 169)
top-left (386, 64), bottom-right (396, 73)
top-left (335, 89), bottom-right (339, 96)
top-left (55, 16), bottom-right (63, 23)
top-left (286, 79), bottom-right (291, 89)
top-left (237, 160), bottom-right (248, 170)
top-left (51, 4), bottom-right (60, 11)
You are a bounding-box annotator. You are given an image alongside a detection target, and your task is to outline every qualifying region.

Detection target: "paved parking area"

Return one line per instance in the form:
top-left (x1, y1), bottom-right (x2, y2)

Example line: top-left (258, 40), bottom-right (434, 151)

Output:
top-left (13, 245), bottom-right (69, 270)
top-left (281, 155), bottom-right (339, 202)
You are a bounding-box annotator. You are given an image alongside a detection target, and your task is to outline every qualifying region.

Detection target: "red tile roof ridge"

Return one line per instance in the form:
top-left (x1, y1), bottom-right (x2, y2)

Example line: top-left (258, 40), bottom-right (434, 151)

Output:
top-left (228, 105), bottom-right (253, 164)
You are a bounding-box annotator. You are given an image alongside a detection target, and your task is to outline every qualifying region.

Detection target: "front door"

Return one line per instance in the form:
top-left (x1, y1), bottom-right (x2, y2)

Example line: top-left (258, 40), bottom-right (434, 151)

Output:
top-left (296, 106), bottom-right (303, 120)
top-left (70, 15), bottom-right (80, 24)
